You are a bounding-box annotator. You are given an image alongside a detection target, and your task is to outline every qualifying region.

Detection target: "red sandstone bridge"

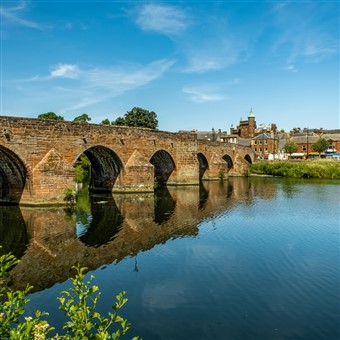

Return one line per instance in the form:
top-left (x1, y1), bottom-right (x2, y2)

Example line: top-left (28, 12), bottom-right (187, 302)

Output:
top-left (0, 116), bottom-right (255, 205)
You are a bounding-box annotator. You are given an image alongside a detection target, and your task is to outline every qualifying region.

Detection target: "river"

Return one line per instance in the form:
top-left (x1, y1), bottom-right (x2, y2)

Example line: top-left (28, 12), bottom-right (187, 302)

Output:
top-left (1, 177), bottom-right (339, 339)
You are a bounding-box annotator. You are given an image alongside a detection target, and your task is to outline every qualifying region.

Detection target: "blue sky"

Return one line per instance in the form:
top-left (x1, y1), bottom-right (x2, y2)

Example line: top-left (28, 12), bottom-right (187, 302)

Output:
top-left (1, 1), bottom-right (339, 132)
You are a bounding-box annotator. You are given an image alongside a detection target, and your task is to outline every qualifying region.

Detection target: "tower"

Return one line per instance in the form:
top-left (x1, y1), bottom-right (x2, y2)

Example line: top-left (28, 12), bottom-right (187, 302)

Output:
top-left (248, 108), bottom-right (256, 138)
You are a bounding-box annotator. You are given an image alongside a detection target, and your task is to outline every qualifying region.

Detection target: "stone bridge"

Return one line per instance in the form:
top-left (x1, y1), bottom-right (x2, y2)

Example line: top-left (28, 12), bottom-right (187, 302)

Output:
top-left (0, 116), bottom-right (255, 205)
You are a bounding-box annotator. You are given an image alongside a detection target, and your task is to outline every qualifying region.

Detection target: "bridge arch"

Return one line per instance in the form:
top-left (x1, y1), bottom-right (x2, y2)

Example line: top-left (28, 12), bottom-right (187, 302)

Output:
top-left (76, 145), bottom-right (123, 193)
top-left (0, 146), bottom-right (28, 204)
top-left (222, 154), bottom-right (234, 172)
top-left (197, 153), bottom-right (209, 180)
top-left (150, 150), bottom-right (176, 186)
top-left (244, 154), bottom-right (252, 164)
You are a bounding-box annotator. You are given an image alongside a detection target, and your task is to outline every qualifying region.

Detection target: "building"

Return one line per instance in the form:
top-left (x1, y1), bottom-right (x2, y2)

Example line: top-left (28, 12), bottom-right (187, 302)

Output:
top-left (319, 130), bottom-right (340, 152)
top-left (251, 133), bottom-right (279, 159)
top-left (290, 131), bottom-right (320, 155)
top-left (227, 109), bottom-right (279, 159)
top-left (289, 129), bottom-right (340, 158)
top-left (195, 129), bottom-right (229, 142)
top-left (229, 108), bottom-right (256, 138)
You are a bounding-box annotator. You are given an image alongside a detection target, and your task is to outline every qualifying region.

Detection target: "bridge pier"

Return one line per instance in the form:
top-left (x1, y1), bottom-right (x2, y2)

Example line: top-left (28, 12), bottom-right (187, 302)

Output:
top-left (202, 152), bottom-right (229, 180)
top-left (21, 148), bottom-right (75, 205)
top-left (115, 152), bottom-right (155, 192)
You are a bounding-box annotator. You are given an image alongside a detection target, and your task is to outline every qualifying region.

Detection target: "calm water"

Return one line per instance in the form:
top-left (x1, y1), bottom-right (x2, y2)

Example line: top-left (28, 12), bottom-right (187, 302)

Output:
top-left (1, 177), bottom-right (339, 340)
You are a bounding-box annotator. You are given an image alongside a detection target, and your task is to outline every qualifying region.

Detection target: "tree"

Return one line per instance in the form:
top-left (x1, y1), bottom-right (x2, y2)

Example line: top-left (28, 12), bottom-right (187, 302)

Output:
top-left (283, 140), bottom-right (298, 155)
top-left (73, 114), bottom-right (91, 123)
top-left (312, 138), bottom-right (328, 155)
top-left (0, 248), bottom-right (139, 339)
top-left (101, 118), bottom-right (111, 125)
top-left (38, 112), bottom-right (64, 120)
top-left (112, 117), bottom-right (126, 126)
top-left (74, 154), bottom-right (91, 183)
top-left (112, 107), bottom-right (158, 129)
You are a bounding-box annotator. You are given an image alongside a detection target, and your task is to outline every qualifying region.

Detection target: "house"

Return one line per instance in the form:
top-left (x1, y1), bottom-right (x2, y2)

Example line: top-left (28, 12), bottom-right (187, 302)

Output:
top-left (289, 129), bottom-right (340, 157)
top-left (290, 131), bottom-right (320, 155)
top-left (190, 129), bottom-right (229, 142)
top-left (251, 133), bottom-right (279, 159)
top-left (226, 109), bottom-right (280, 159)
top-left (319, 130), bottom-right (340, 152)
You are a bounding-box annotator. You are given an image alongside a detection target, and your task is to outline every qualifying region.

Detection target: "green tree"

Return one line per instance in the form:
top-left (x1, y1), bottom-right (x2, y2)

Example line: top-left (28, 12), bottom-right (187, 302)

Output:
top-left (112, 117), bottom-right (126, 126)
top-left (73, 114), bottom-right (91, 123)
top-left (74, 154), bottom-right (91, 183)
top-left (283, 140), bottom-right (298, 155)
top-left (312, 138), bottom-right (328, 155)
top-left (101, 118), bottom-right (111, 125)
top-left (38, 112), bottom-right (64, 120)
top-left (112, 107), bottom-right (158, 129)
top-left (0, 248), bottom-right (140, 339)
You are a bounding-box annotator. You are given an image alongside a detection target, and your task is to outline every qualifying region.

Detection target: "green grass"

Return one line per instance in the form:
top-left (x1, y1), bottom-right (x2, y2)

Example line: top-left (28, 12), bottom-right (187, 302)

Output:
top-left (249, 160), bottom-right (340, 179)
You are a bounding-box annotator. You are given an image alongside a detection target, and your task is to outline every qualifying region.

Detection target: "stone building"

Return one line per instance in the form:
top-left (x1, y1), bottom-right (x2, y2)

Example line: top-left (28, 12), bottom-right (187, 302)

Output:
top-left (226, 109), bottom-right (279, 158)
top-left (229, 108), bottom-right (256, 138)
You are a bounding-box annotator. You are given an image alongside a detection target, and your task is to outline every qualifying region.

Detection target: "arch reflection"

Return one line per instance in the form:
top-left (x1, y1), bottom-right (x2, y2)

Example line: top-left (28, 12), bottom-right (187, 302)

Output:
top-left (0, 205), bottom-right (28, 258)
top-left (6, 178), bottom-right (284, 293)
top-left (154, 187), bottom-right (176, 225)
top-left (76, 187), bottom-right (124, 247)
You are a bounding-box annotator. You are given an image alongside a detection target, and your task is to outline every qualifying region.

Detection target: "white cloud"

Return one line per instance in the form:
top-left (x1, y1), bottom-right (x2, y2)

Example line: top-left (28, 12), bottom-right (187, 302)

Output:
top-left (0, 1), bottom-right (43, 29)
top-left (50, 64), bottom-right (81, 79)
top-left (136, 4), bottom-right (188, 35)
top-left (19, 59), bottom-right (176, 114)
top-left (85, 59), bottom-right (176, 90)
top-left (183, 85), bottom-right (225, 103)
top-left (271, 2), bottom-right (338, 64)
top-left (60, 97), bottom-right (104, 114)
top-left (183, 45), bottom-right (239, 74)
top-left (283, 64), bottom-right (298, 72)
top-left (184, 56), bottom-right (222, 73)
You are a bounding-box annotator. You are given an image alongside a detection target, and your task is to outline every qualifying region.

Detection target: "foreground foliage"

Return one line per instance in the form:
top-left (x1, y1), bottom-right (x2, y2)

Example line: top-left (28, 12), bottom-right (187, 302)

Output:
top-left (249, 160), bottom-right (340, 179)
top-left (0, 249), bottom-right (139, 339)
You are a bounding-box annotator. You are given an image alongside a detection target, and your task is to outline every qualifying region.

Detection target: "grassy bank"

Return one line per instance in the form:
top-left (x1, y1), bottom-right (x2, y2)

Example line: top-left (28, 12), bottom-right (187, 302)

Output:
top-left (249, 160), bottom-right (340, 179)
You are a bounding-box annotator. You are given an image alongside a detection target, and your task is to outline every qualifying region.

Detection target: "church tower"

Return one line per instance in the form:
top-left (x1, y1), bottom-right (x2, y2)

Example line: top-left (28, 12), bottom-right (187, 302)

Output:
top-left (248, 108), bottom-right (256, 138)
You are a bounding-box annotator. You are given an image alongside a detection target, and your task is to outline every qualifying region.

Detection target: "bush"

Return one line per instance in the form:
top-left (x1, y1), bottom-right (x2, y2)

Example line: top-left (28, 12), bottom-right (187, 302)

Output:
top-left (0, 248), bottom-right (140, 339)
top-left (249, 160), bottom-right (340, 179)
top-left (63, 188), bottom-right (76, 205)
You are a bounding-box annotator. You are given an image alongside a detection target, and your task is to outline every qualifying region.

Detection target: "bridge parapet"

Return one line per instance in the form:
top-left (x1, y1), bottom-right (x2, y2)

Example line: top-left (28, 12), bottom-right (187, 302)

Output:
top-left (0, 116), bottom-right (254, 205)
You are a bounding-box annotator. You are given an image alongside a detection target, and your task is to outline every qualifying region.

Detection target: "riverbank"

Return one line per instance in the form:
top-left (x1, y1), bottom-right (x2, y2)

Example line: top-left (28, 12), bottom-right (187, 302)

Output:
top-left (249, 160), bottom-right (340, 179)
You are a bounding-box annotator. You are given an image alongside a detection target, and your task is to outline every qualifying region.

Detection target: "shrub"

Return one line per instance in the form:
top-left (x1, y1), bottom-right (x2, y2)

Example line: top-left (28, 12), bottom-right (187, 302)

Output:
top-left (249, 160), bottom-right (340, 179)
top-left (0, 248), bottom-right (140, 339)
top-left (63, 188), bottom-right (76, 205)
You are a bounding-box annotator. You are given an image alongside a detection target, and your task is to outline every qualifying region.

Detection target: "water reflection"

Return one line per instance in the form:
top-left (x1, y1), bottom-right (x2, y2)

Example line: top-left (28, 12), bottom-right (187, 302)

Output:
top-left (153, 187), bottom-right (176, 225)
top-left (0, 205), bottom-right (27, 258)
top-left (2, 177), bottom-right (297, 292)
top-left (77, 190), bottom-right (124, 247)
top-left (198, 182), bottom-right (209, 210)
